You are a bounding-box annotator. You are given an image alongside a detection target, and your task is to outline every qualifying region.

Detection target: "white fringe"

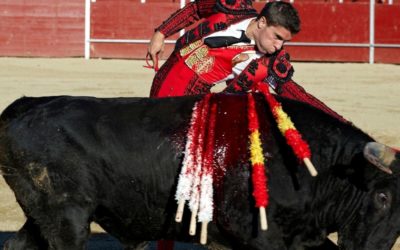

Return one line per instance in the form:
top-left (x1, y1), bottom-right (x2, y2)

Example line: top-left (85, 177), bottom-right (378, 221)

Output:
top-left (188, 142), bottom-right (204, 213)
top-left (198, 173), bottom-right (213, 222)
top-left (175, 102), bottom-right (200, 202)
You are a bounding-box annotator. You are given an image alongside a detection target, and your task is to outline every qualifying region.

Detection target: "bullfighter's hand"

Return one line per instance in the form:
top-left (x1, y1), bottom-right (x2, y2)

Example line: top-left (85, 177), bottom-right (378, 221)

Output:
top-left (148, 31), bottom-right (166, 65)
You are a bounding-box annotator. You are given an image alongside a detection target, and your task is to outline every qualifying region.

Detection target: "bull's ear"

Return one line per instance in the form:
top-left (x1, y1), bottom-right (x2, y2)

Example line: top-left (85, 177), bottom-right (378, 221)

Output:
top-left (363, 142), bottom-right (400, 175)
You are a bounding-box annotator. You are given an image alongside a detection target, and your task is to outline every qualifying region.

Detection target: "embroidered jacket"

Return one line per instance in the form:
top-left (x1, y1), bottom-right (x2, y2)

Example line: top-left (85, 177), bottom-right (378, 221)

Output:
top-left (157, 0), bottom-right (257, 50)
top-left (155, 0), bottom-right (347, 122)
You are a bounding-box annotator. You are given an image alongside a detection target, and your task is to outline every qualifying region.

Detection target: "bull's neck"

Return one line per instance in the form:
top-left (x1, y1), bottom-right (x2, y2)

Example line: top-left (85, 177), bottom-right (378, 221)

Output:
top-left (307, 120), bottom-right (372, 172)
top-left (311, 173), bottom-right (365, 232)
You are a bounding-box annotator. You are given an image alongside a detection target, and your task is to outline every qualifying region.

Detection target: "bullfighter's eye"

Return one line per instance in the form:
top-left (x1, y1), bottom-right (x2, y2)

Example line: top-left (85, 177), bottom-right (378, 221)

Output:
top-left (375, 191), bottom-right (391, 210)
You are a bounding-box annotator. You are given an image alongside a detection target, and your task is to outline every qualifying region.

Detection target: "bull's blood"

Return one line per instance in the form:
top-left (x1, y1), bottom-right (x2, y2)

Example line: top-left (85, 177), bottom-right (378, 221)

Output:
top-left (198, 103), bottom-right (217, 244)
top-left (175, 100), bottom-right (203, 222)
top-left (174, 87), bottom-right (315, 244)
top-left (188, 94), bottom-right (211, 235)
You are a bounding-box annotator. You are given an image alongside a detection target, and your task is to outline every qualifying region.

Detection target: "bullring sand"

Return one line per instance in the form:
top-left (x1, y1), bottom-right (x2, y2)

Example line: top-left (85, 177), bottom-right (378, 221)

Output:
top-left (0, 58), bottom-right (399, 248)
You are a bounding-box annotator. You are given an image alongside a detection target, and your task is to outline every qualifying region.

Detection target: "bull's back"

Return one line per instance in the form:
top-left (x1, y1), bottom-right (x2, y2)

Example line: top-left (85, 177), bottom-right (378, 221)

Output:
top-left (0, 95), bottom-right (199, 183)
top-left (0, 96), bottom-right (61, 173)
top-left (0, 95), bottom-right (207, 236)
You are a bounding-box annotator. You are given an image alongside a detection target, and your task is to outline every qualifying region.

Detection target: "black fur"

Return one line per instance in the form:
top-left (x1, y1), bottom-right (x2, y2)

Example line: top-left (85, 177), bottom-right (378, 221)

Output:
top-left (1, 93), bottom-right (400, 250)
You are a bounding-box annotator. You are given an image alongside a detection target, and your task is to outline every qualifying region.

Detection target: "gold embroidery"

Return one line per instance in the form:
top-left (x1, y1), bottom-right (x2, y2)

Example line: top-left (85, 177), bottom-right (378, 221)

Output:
top-left (196, 46), bottom-right (208, 58)
top-left (180, 40), bottom-right (203, 57)
top-left (185, 45), bottom-right (215, 74)
top-left (186, 54), bottom-right (200, 68)
top-left (194, 56), bottom-right (215, 75)
top-left (227, 45), bottom-right (256, 50)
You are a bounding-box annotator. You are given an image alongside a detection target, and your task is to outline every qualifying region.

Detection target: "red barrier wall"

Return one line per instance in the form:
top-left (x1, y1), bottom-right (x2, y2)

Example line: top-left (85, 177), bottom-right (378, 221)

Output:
top-left (0, 0), bottom-right (85, 57)
top-left (276, 2), bottom-right (370, 62)
top-left (283, 2), bottom-right (400, 63)
top-left (89, 1), bottom-right (400, 63)
top-left (89, 1), bottom-right (180, 59)
top-left (374, 4), bottom-right (400, 63)
top-left (0, 0), bottom-right (399, 63)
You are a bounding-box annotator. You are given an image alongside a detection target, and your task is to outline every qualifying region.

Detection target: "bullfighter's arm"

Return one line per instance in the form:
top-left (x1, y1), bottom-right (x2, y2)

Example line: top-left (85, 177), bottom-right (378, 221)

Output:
top-left (224, 50), bottom-right (348, 123)
top-left (148, 1), bottom-right (203, 65)
top-left (148, 0), bottom-right (256, 64)
top-left (156, 2), bottom-right (203, 38)
top-left (156, 0), bottom-right (256, 37)
top-left (278, 80), bottom-right (348, 123)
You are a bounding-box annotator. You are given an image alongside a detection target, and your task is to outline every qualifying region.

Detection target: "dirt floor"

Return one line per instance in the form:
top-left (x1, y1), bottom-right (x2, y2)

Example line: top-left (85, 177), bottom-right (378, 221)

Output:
top-left (0, 58), bottom-right (399, 248)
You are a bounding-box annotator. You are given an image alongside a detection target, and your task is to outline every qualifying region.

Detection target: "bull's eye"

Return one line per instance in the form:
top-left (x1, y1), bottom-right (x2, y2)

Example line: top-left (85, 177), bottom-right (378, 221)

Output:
top-left (374, 191), bottom-right (391, 210)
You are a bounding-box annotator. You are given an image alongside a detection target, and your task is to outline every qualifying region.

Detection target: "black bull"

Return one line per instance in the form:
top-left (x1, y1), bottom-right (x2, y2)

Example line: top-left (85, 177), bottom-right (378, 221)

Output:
top-left (0, 93), bottom-right (400, 250)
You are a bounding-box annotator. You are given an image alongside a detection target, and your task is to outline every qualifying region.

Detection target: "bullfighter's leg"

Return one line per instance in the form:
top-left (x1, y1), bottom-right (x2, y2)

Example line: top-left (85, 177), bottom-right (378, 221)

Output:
top-left (3, 217), bottom-right (47, 250)
top-left (43, 206), bottom-right (91, 250)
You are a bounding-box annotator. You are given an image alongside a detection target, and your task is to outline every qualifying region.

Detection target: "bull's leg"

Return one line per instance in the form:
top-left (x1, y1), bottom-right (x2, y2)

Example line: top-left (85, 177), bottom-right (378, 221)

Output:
top-left (43, 206), bottom-right (91, 250)
top-left (3, 217), bottom-right (48, 250)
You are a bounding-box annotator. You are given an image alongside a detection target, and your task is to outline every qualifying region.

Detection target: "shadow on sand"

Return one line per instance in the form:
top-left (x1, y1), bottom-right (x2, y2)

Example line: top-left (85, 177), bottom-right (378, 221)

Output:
top-left (0, 232), bottom-right (207, 250)
top-left (0, 232), bottom-right (123, 250)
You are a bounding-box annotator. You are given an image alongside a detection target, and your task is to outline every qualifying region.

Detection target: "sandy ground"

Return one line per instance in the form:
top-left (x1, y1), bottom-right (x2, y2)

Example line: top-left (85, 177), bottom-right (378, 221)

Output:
top-left (0, 58), bottom-right (399, 248)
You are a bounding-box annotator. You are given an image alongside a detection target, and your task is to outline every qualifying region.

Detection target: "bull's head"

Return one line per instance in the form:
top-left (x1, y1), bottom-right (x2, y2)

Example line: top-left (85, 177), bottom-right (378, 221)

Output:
top-left (337, 142), bottom-right (400, 249)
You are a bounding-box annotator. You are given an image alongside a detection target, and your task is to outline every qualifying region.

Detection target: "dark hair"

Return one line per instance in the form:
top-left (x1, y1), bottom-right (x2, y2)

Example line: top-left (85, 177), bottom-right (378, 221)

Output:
top-left (257, 1), bottom-right (301, 35)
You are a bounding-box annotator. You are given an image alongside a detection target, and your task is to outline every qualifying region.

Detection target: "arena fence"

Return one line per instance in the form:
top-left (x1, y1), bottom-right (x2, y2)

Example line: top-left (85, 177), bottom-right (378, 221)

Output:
top-left (0, 1), bottom-right (398, 63)
top-left (84, 0), bottom-right (400, 64)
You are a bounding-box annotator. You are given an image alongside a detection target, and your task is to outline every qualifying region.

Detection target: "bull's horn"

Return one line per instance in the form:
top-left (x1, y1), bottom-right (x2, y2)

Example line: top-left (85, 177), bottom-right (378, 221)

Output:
top-left (363, 142), bottom-right (398, 174)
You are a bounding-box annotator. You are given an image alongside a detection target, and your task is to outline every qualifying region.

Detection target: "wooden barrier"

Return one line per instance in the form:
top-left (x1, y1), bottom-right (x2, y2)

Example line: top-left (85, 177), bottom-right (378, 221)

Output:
top-left (0, 0), bottom-right (84, 57)
top-left (89, 1), bottom-right (400, 63)
top-left (0, 1), bottom-right (399, 63)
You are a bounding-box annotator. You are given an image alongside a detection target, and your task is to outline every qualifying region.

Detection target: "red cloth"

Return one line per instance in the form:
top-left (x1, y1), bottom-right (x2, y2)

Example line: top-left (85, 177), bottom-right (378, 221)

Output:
top-left (198, 46), bottom-right (254, 83)
top-left (151, 1), bottom-right (258, 97)
top-left (150, 35), bottom-right (254, 97)
top-left (150, 51), bottom-right (214, 97)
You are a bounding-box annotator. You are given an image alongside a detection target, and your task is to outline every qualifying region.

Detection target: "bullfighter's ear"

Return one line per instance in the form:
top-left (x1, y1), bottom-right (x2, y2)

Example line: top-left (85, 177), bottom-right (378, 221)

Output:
top-left (363, 142), bottom-right (400, 175)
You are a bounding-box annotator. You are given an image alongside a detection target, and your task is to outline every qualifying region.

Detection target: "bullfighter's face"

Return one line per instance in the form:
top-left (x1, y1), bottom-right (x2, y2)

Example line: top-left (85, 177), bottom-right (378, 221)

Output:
top-left (254, 17), bottom-right (292, 54)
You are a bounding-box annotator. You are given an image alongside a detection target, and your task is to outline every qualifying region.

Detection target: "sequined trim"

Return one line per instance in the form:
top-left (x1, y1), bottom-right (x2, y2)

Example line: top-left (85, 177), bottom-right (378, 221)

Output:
top-left (180, 40), bottom-right (204, 57)
top-left (184, 45), bottom-right (215, 75)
